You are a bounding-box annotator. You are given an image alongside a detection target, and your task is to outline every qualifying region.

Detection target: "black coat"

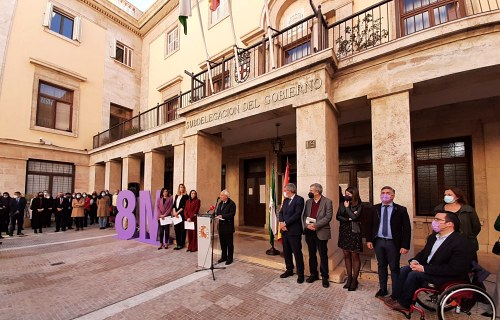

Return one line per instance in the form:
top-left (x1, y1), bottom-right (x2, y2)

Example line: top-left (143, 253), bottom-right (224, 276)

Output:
top-left (9, 197), bottom-right (27, 217)
top-left (173, 194), bottom-right (189, 218)
top-left (279, 195), bottom-right (305, 236)
top-left (216, 198), bottom-right (236, 234)
top-left (54, 197), bottom-right (70, 214)
top-left (367, 202), bottom-right (411, 251)
top-left (411, 231), bottom-right (473, 286)
top-left (30, 197), bottom-right (46, 213)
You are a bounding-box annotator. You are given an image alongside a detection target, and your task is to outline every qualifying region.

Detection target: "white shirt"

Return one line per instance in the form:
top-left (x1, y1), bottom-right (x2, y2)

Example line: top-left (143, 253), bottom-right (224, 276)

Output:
top-left (427, 231), bottom-right (453, 263)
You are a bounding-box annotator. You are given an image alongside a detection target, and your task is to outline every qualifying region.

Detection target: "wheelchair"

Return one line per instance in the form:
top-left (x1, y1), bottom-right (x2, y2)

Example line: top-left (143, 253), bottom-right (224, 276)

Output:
top-left (405, 279), bottom-right (496, 319)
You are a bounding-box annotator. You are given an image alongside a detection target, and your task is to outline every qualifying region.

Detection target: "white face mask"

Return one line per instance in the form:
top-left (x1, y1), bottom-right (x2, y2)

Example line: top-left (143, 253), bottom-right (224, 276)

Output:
top-left (101, 193), bottom-right (106, 197)
top-left (444, 195), bottom-right (455, 204)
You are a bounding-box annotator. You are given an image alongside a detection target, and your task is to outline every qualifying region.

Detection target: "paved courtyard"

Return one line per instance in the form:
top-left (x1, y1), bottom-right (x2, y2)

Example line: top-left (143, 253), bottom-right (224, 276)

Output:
top-left (0, 226), bottom-right (496, 320)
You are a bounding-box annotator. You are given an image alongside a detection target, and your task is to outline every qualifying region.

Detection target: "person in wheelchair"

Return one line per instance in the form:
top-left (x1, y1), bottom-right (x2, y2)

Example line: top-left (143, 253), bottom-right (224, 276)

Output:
top-left (382, 210), bottom-right (474, 312)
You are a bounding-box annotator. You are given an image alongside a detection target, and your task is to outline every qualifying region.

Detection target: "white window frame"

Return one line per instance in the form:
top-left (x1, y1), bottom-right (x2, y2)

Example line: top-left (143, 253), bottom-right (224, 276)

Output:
top-left (165, 27), bottom-right (179, 57)
top-left (42, 2), bottom-right (81, 42)
top-left (112, 41), bottom-right (133, 68)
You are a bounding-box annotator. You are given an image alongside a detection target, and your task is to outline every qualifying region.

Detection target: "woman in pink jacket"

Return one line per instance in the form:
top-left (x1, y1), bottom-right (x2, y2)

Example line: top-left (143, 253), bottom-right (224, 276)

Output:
top-left (156, 188), bottom-right (173, 250)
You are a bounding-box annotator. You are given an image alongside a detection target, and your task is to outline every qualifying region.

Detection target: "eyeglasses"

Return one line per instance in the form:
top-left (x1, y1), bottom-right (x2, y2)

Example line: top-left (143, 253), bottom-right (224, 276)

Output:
top-left (433, 218), bottom-right (446, 222)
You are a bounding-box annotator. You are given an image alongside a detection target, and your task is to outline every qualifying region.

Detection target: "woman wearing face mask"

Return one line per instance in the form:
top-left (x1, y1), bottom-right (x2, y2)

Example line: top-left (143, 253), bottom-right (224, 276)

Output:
top-left (434, 187), bottom-right (481, 261)
top-left (157, 188), bottom-right (173, 250)
top-left (172, 184), bottom-right (189, 250)
top-left (71, 193), bottom-right (85, 231)
top-left (185, 190), bottom-right (200, 252)
top-left (336, 186), bottom-right (372, 291)
top-left (97, 191), bottom-right (109, 230)
top-left (30, 192), bottom-right (45, 234)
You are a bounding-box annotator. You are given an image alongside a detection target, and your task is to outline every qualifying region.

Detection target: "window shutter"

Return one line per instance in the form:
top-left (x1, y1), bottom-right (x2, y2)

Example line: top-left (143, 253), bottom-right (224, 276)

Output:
top-left (72, 16), bottom-right (81, 41)
top-left (43, 2), bottom-right (53, 28)
top-left (110, 39), bottom-right (116, 58)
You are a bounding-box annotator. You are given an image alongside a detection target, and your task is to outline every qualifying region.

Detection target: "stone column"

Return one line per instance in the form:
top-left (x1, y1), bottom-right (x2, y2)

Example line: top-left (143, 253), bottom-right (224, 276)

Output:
top-left (144, 150), bottom-right (165, 202)
top-left (370, 89), bottom-right (415, 257)
top-left (105, 160), bottom-right (122, 192)
top-left (173, 142), bottom-right (185, 192)
top-left (484, 120), bottom-right (500, 252)
top-left (89, 163), bottom-right (105, 192)
top-left (296, 100), bottom-right (342, 279)
top-left (184, 133), bottom-right (222, 212)
top-left (121, 156), bottom-right (141, 191)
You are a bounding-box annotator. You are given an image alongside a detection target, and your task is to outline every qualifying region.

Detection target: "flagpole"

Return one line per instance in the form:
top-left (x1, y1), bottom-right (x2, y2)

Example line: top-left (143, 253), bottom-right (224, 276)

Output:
top-left (263, 0), bottom-right (276, 70)
top-left (266, 161), bottom-right (279, 255)
top-left (195, 0), bottom-right (215, 93)
top-left (227, 0), bottom-right (242, 83)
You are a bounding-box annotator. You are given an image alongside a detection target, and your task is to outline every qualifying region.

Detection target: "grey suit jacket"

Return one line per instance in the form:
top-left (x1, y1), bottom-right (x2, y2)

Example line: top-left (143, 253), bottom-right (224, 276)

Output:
top-left (303, 196), bottom-right (333, 240)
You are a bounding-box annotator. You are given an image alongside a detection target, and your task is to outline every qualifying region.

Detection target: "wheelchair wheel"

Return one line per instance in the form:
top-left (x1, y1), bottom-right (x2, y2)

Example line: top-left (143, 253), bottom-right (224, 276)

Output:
top-left (437, 284), bottom-right (496, 320)
top-left (416, 290), bottom-right (440, 311)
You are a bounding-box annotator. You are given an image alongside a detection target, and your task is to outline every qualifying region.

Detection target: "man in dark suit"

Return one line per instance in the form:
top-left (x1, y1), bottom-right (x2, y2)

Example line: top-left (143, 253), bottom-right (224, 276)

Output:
top-left (54, 192), bottom-right (69, 232)
top-left (8, 192), bottom-right (27, 236)
top-left (30, 192), bottom-right (45, 234)
top-left (216, 189), bottom-right (236, 265)
top-left (303, 183), bottom-right (333, 288)
top-left (367, 186), bottom-right (411, 298)
top-left (279, 183), bottom-right (305, 283)
top-left (383, 210), bottom-right (473, 311)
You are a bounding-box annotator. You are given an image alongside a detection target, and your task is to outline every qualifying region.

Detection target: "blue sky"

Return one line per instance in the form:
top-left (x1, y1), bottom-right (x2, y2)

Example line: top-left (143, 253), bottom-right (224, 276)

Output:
top-left (128, 0), bottom-right (157, 11)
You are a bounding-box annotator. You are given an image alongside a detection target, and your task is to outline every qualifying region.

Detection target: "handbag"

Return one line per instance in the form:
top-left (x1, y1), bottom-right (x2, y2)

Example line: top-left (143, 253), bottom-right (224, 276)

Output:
top-left (351, 221), bottom-right (361, 234)
top-left (495, 214), bottom-right (500, 232)
top-left (493, 238), bottom-right (500, 256)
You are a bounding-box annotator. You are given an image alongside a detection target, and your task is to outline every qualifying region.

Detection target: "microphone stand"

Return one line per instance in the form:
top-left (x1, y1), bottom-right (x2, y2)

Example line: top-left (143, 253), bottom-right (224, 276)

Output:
top-left (195, 197), bottom-right (225, 280)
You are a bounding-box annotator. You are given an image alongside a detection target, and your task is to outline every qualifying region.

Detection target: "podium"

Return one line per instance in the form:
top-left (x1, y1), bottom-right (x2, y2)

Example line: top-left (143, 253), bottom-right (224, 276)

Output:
top-left (197, 214), bottom-right (214, 268)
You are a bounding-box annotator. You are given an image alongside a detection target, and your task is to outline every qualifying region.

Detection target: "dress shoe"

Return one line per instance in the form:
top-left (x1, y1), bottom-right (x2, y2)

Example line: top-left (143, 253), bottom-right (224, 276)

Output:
top-left (384, 299), bottom-right (409, 312)
top-left (379, 296), bottom-right (396, 303)
top-left (348, 280), bottom-right (358, 291)
top-left (39, 229), bottom-right (42, 233)
top-left (306, 274), bottom-right (319, 283)
top-left (165, 245), bottom-right (169, 249)
top-left (375, 289), bottom-right (388, 297)
top-left (55, 230), bottom-right (60, 232)
top-left (343, 278), bottom-right (352, 289)
top-left (173, 246), bottom-right (181, 250)
top-left (280, 271), bottom-right (293, 278)
top-left (158, 244), bottom-right (164, 250)
top-left (217, 258), bottom-right (227, 263)
top-left (34, 230), bottom-right (38, 234)
top-left (17, 232), bottom-right (24, 236)
top-left (297, 275), bottom-right (305, 284)
top-left (322, 278), bottom-right (330, 288)
top-left (225, 260), bottom-right (233, 265)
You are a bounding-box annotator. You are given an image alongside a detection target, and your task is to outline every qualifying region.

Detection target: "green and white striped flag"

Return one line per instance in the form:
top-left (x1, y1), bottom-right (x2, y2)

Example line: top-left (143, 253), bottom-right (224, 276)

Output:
top-left (179, 0), bottom-right (191, 35)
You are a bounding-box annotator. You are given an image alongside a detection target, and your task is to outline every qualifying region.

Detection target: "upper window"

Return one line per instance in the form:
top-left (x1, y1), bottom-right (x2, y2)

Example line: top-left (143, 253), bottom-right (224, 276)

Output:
top-left (414, 138), bottom-right (473, 216)
top-left (36, 81), bottom-right (73, 132)
top-left (115, 42), bottom-right (133, 67)
top-left (400, 0), bottom-right (463, 35)
top-left (43, 3), bottom-right (81, 41)
top-left (284, 40), bottom-right (311, 65)
top-left (166, 27), bottom-right (179, 56)
top-left (209, 0), bottom-right (228, 26)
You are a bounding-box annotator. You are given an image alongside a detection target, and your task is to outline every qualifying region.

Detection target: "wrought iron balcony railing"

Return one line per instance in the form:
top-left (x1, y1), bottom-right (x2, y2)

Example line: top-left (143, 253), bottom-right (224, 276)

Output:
top-left (93, 1), bottom-right (499, 148)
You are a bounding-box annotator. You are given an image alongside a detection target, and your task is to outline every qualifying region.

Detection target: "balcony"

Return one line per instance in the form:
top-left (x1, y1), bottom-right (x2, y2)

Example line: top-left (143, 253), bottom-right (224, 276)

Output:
top-left (93, 0), bottom-right (499, 149)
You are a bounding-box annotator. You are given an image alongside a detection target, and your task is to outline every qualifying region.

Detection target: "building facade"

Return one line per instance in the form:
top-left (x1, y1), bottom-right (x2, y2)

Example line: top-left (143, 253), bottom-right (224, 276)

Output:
top-left (1, 0), bottom-right (499, 272)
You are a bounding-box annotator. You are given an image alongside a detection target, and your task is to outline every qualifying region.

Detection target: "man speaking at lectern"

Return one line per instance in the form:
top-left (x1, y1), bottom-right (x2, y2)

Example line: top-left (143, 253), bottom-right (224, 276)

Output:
top-left (216, 189), bottom-right (236, 265)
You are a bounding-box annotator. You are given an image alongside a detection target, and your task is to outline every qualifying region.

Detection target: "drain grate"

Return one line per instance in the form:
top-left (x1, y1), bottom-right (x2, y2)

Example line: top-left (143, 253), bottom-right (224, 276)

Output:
top-left (50, 262), bottom-right (65, 266)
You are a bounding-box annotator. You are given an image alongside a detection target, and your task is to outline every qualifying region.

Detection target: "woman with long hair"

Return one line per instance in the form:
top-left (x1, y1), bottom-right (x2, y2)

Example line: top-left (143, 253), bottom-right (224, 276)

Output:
top-left (172, 184), bottom-right (189, 250)
top-left (185, 190), bottom-right (200, 252)
top-left (157, 188), bottom-right (173, 249)
top-left (336, 186), bottom-right (367, 291)
top-left (434, 187), bottom-right (481, 261)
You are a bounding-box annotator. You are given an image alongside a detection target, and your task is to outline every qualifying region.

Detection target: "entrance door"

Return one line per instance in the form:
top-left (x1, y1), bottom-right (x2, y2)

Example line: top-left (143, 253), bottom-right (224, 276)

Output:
top-left (339, 146), bottom-right (373, 204)
top-left (244, 158), bottom-right (266, 227)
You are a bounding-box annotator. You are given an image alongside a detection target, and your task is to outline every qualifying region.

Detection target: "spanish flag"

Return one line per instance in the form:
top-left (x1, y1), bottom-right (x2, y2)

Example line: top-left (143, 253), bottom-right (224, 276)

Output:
top-left (209, 0), bottom-right (220, 11)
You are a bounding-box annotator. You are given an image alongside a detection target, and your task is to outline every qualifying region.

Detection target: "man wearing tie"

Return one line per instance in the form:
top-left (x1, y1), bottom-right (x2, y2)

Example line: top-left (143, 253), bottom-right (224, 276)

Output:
top-left (54, 192), bottom-right (69, 232)
top-left (279, 183), bottom-right (306, 283)
top-left (9, 191), bottom-right (26, 236)
top-left (367, 186), bottom-right (411, 298)
top-left (216, 189), bottom-right (236, 265)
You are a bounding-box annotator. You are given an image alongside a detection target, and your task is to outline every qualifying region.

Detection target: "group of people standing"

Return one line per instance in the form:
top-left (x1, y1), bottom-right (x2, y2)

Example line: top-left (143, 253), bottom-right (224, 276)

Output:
top-left (156, 184), bottom-right (200, 253)
top-left (0, 190), bottom-right (116, 238)
top-left (277, 182), bottom-right (483, 299)
top-left (155, 185), bottom-right (237, 266)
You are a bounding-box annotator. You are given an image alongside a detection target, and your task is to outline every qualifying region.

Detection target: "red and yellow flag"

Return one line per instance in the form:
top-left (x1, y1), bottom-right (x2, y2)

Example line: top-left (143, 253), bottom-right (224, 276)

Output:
top-left (277, 158), bottom-right (290, 241)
